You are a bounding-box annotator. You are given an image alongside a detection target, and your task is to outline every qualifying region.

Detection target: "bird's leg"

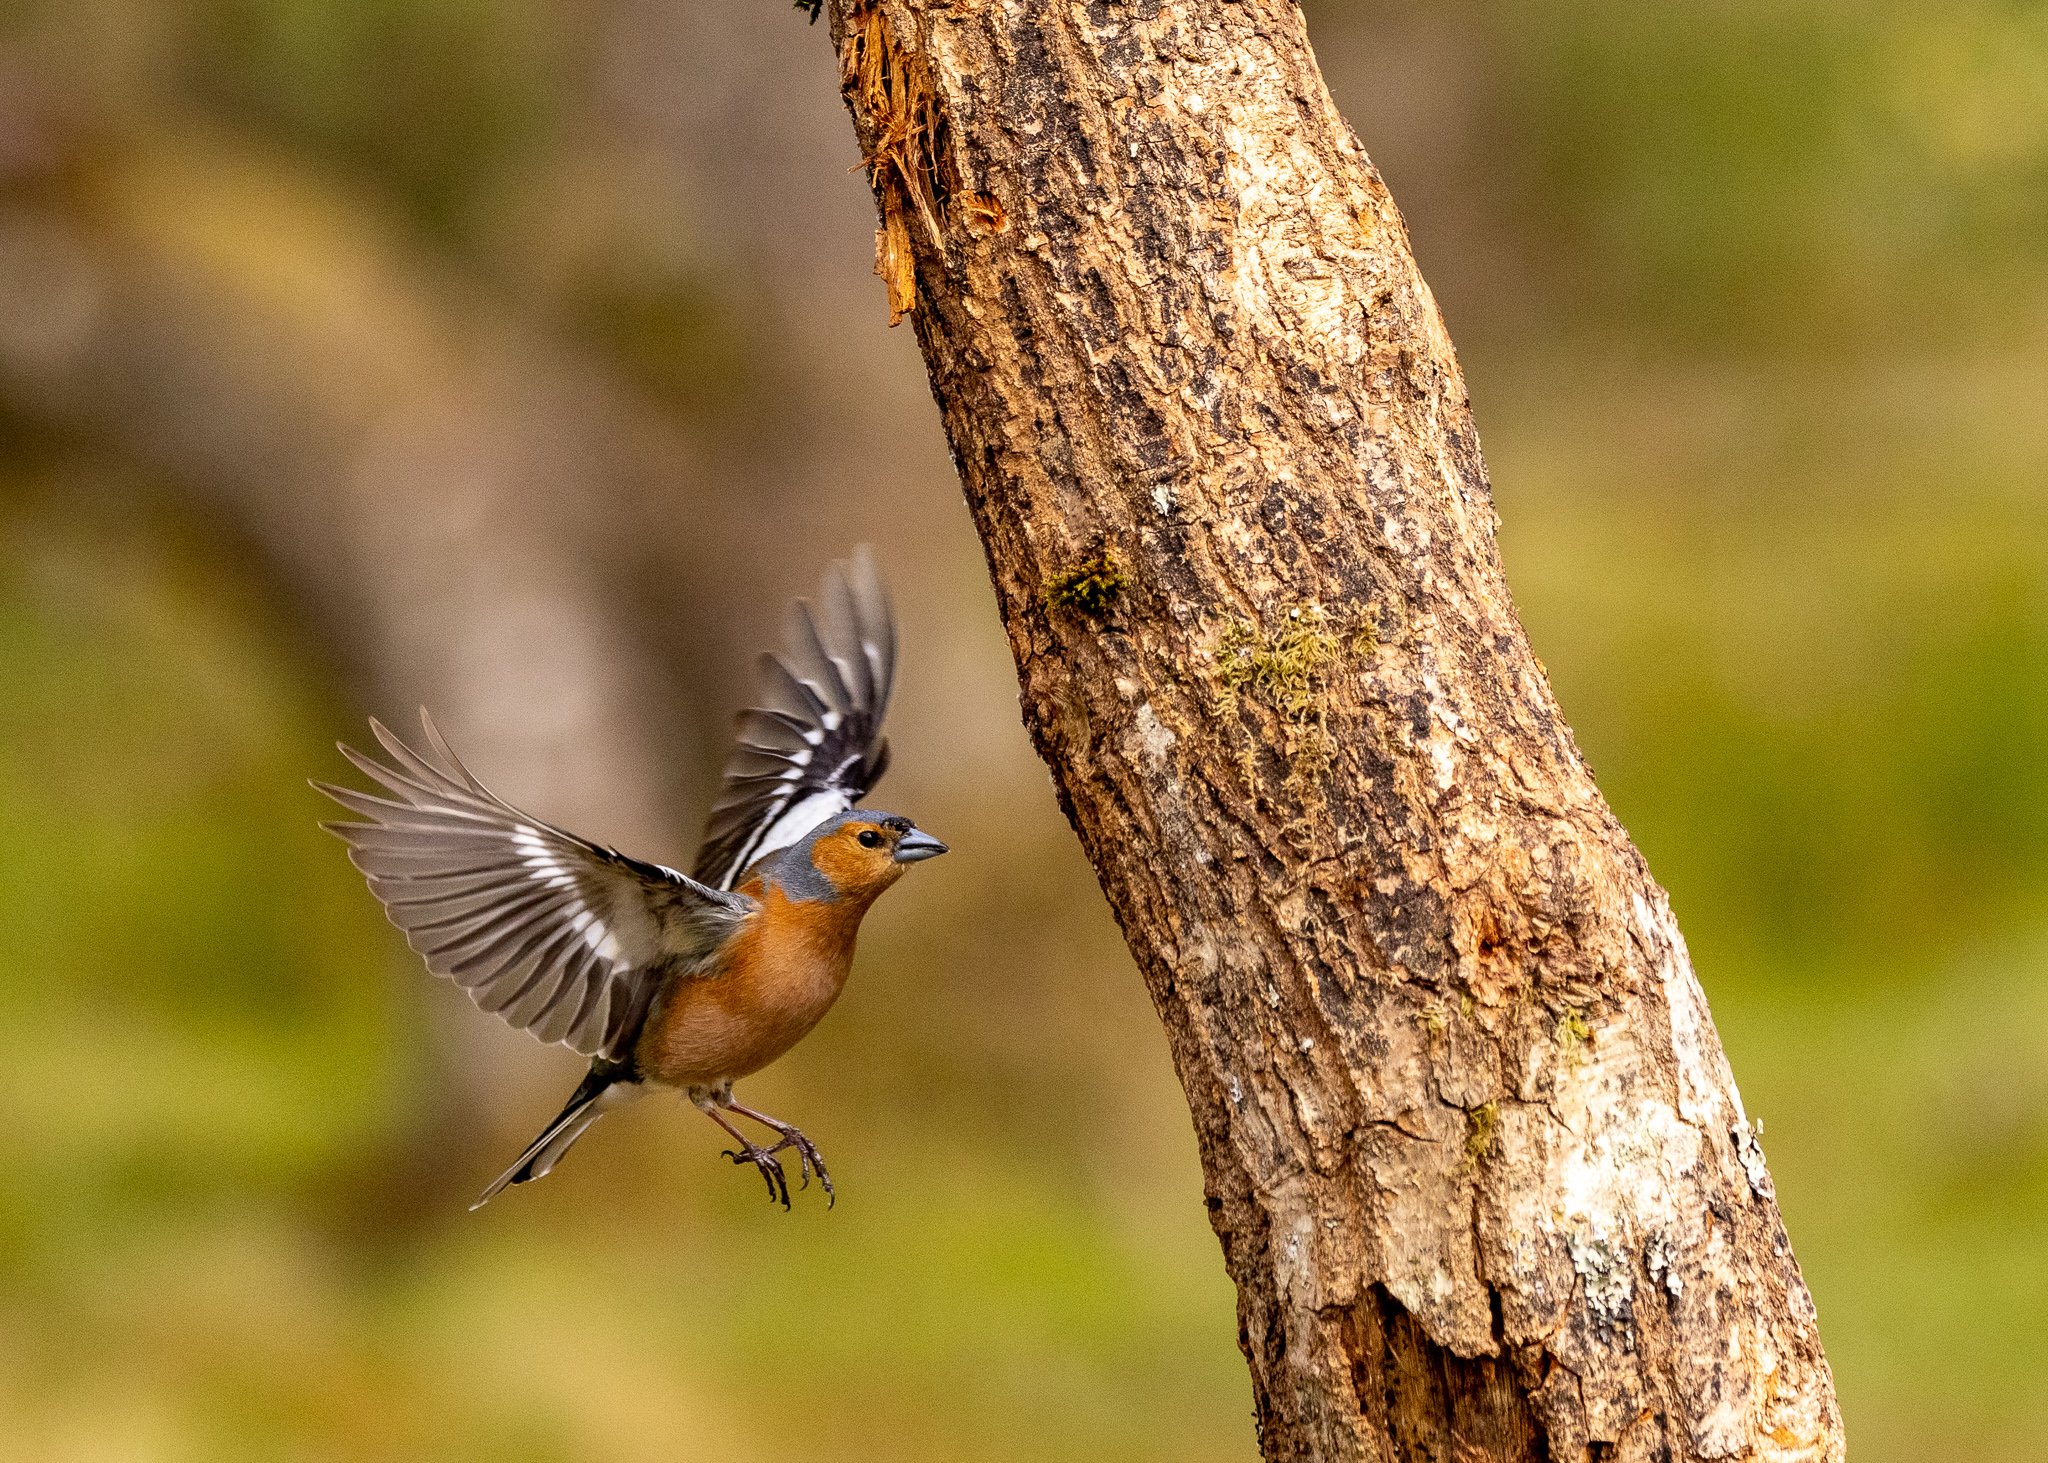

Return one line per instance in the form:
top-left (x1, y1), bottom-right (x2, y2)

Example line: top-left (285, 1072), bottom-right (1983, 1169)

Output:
top-left (719, 1093), bottom-right (834, 1206)
top-left (692, 1090), bottom-right (789, 1209)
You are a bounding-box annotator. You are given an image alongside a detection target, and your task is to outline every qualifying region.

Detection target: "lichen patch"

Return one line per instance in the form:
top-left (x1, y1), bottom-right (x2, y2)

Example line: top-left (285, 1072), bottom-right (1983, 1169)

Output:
top-left (1567, 1227), bottom-right (1636, 1339)
top-left (1214, 605), bottom-right (1340, 721)
top-left (1464, 1101), bottom-right (1499, 1168)
top-left (1132, 702), bottom-right (1177, 771)
top-left (1043, 549), bottom-right (1128, 618)
top-left (1210, 604), bottom-right (1345, 827)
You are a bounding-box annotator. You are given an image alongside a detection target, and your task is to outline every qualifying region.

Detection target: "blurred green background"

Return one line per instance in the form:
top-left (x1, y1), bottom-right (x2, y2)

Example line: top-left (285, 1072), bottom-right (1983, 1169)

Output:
top-left (1, 1), bottom-right (2044, 1458)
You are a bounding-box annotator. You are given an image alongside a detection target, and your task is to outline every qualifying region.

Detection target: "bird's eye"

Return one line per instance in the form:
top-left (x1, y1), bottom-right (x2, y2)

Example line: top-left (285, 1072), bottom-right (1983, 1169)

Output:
top-left (857, 829), bottom-right (884, 848)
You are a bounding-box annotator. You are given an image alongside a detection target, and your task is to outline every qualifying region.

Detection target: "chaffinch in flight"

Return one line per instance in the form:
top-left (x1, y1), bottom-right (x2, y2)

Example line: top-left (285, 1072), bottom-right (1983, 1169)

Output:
top-left (313, 548), bottom-right (944, 1209)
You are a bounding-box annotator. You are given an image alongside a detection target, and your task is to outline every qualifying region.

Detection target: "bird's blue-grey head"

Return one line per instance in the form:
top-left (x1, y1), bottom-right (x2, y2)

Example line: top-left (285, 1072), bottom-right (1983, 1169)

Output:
top-left (758, 809), bottom-right (947, 901)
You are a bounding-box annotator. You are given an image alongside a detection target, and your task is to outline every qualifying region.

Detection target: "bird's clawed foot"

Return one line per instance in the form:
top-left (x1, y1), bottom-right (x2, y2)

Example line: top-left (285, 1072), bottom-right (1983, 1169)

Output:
top-left (704, 1091), bottom-right (834, 1210)
top-left (722, 1141), bottom-right (791, 1209)
top-left (764, 1129), bottom-right (834, 1206)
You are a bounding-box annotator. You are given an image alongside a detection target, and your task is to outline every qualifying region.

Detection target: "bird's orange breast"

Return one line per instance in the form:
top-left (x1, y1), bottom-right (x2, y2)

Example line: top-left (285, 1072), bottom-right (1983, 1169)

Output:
top-left (634, 882), bottom-right (873, 1088)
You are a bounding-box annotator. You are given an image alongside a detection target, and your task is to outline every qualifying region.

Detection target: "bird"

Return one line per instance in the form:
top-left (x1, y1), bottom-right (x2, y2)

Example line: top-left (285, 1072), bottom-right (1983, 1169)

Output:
top-left (311, 548), bottom-right (945, 1210)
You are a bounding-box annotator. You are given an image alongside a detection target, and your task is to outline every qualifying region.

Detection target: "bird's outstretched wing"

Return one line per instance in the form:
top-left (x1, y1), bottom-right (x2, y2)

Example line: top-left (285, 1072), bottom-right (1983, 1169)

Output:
top-left (692, 546), bottom-right (897, 890)
top-left (315, 713), bottom-right (754, 1060)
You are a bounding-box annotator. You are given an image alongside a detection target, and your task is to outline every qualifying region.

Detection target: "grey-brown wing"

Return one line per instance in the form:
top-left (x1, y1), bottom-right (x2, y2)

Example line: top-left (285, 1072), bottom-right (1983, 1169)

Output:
top-left (315, 712), bottom-right (753, 1060)
top-left (691, 546), bottom-right (897, 890)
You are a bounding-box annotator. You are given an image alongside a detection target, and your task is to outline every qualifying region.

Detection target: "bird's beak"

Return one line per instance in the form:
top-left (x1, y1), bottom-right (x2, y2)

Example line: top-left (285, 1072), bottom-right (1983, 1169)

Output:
top-left (893, 828), bottom-right (949, 863)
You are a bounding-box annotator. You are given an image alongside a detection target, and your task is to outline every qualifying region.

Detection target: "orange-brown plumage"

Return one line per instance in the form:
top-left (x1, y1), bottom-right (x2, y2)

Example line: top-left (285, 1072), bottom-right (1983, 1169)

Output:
top-left (642, 886), bottom-right (842, 1081)
top-left (637, 821), bottom-right (912, 1087)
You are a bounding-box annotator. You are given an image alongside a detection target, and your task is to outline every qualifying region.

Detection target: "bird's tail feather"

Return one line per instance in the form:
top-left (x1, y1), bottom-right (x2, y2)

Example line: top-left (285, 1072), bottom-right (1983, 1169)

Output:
top-left (472, 1068), bottom-right (635, 1209)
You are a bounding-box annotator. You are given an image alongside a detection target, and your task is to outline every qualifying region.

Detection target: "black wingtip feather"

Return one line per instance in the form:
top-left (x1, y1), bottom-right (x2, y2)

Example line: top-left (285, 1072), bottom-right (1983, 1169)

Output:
top-left (690, 550), bottom-right (900, 888)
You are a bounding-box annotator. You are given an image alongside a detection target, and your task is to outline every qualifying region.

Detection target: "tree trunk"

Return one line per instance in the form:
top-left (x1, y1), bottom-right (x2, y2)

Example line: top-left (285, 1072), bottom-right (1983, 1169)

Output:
top-left (821, 3), bottom-right (1843, 1460)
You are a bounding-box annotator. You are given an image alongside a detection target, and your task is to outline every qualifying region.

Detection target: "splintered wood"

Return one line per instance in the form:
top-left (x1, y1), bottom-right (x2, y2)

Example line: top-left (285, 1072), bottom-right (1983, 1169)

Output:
top-left (840, 2), bottom-right (956, 325)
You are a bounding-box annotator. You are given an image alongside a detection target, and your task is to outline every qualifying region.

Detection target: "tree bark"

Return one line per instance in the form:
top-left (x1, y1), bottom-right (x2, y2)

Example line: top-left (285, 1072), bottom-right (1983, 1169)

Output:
top-left (822, 3), bottom-right (1844, 1460)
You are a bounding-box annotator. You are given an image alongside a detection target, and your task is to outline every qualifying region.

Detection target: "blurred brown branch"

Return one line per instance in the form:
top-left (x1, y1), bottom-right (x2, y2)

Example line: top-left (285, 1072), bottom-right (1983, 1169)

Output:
top-left (0, 107), bottom-right (703, 853)
top-left (823, 2), bottom-right (1844, 1460)
top-left (0, 80), bottom-right (746, 1169)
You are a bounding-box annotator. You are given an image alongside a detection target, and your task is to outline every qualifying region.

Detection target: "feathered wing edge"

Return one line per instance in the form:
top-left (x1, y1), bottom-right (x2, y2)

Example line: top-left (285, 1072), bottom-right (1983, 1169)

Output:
top-left (691, 546), bottom-right (898, 888)
top-left (314, 711), bottom-right (747, 1060)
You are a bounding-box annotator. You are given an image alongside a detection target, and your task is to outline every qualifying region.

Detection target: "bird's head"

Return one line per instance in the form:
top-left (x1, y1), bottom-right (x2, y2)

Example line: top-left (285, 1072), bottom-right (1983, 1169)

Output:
top-left (791, 810), bottom-right (947, 903)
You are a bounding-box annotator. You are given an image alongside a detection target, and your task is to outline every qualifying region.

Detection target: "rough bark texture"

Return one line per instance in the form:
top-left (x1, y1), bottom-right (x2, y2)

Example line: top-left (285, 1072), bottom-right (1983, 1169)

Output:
top-left (823, 3), bottom-right (1845, 1461)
